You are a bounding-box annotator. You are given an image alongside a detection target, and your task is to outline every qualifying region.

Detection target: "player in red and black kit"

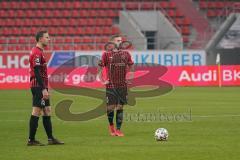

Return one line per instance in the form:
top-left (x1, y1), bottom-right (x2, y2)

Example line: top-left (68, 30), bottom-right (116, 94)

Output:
top-left (27, 30), bottom-right (64, 146)
top-left (97, 35), bottom-right (134, 137)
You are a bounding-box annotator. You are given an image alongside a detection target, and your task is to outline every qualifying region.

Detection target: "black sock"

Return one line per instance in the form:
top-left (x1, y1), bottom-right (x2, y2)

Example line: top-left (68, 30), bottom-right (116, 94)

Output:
top-left (29, 115), bottom-right (39, 141)
top-left (116, 109), bottom-right (123, 130)
top-left (42, 116), bottom-right (54, 140)
top-left (107, 110), bottom-right (114, 125)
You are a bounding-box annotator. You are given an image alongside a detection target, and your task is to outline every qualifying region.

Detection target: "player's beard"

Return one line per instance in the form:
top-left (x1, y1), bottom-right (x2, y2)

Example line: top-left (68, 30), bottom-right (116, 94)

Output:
top-left (42, 42), bottom-right (48, 48)
top-left (115, 43), bottom-right (121, 50)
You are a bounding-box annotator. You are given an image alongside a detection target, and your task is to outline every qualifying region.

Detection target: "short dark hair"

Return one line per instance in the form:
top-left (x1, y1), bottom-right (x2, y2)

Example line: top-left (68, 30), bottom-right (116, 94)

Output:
top-left (109, 34), bottom-right (122, 41)
top-left (35, 30), bottom-right (48, 42)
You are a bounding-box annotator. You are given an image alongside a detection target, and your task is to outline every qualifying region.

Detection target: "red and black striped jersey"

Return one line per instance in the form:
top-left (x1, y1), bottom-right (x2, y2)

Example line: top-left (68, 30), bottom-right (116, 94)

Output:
top-left (29, 47), bottom-right (48, 88)
top-left (99, 50), bottom-right (134, 88)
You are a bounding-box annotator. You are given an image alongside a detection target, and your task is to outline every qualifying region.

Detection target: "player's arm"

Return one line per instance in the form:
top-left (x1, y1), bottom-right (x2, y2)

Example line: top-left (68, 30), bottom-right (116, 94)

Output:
top-left (127, 53), bottom-right (134, 84)
top-left (97, 52), bottom-right (109, 84)
top-left (32, 54), bottom-right (49, 99)
top-left (34, 66), bottom-right (49, 99)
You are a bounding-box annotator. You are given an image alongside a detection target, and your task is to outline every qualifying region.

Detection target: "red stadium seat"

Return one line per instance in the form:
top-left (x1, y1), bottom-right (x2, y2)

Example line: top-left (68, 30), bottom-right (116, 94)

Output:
top-left (0, 1), bottom-right (9, 9)
top-left (142, 2), bottom-right (154, 10)
top-left (126, 2), bottom-right (139, 10)
top-left (79, 10), bottom-right (88, 17)
top-left (10, 1), bottom-right (18, 9)
top-left (62, 10), bottom-right (71, 18)
top-left (19, 1), bottom-right (28, 9)
top-left (175, 18), bottom-right (183, 26)
top-left (183, 18), bottom-right (191, 26)
top-left (64, 37), bottom-right (73, 43)
top-left (0, 10), bottom-right (6, 18)
top-left (38, 1), bottom-right (45, 9)
top-left (181, 27), bottom-right (190, 35)
top-left (44, 10), bottom-right (52, 18)
top-left (12, 28), bottom-right (21, 36)
top-left (89, 10), bottom-right (98, 17)
top-left (82, 37), bottom-right (94, 43)
top-left (69, 19), bottom-right (78, 26)
top-left (53, 10), bottom-right (61, 18)
top-left (159, 2), bottom-right (168, 9)
top-left (87, 19), bottom-right (95, 26)
top-left (56, 2), bottom-right (65, 9)
top-left (199, 2), bottom-right (208, 9)
top-left (63, 45), bottom-right (73, 51)
top-left (19, 37), bottom-right (27, 44)
top-left (24, 19), bottom-right (32, 27)
top-left (98, 10), bottom-right (107, 17)
top-left (74, 37), bottom-right (83, 43)
top-left (78, 19), bottom-right (87, 26)
top-left (53, 45), bottom-right (62, 51)
top-left (76, 28), bottom-right (84, 35)
top-left (0, 38), bottom-right (7, 44)
top-left (111, 27), bottom-right (120, 34)
top-left (9, 38), bottom-right (17, 44)
top-left (45, 2), bottom-right (55, 9)
top-left (94, 27), bottom-right (103, 35)
top-left (207, 10), bottom-right (217, 18)
top-left (8, 10), bottom-right (15, 18)
top-left (169, 2), bottom-right (177, 9)
top-left (73, 2), bottom-right (81, 9)
top-left (176, 10), bottom-right (184, 17)
top-left (85, 27), bottom-right (94, 35)
top-left (68, 27), bottom-right (76, 35)
top-left (72, 10), bottom-right (80, 18)
top-left (109, 2), bottom-right (122, 10)
top-left (100, 2), bottom-right (110, 9)
top-left (29, 1), bottom-right (37, 9)
top-left (167, 10), bottom-right (175, 17)
top-left (65, 2), bottom-right (73, 9)
top-left (82, 2), bottom-right (91, 9)
top-left (107, 10), bottom-right (119, 18)
top-left (5, 19), bottom-right (15, 27)
top-left (73, 45), bottom-right (82, 50)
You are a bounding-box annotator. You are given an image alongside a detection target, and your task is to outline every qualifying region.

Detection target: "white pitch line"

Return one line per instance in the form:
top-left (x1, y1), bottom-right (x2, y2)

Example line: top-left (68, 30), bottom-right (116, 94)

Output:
top-left (0, 114), bottom-right (240, 123)
top-left (0, 110), bottom-right (29, 113)
top-left (193, 115), bottom-right (240, 118)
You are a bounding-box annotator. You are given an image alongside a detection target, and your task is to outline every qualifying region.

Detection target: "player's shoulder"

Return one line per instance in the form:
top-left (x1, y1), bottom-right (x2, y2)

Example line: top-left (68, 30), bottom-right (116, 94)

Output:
top-left (122, 50), bottom-right (131, 56)
top-left (101, 51), bottom-right (111, 56)
top-left (30, 47), bottom-right (42, 56)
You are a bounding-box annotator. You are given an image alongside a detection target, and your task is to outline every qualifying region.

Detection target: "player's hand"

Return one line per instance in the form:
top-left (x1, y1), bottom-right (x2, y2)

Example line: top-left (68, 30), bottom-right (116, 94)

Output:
top-left (42, 89), bottom-right (49, 100)
top-left (126, 80), bottom-right (132, 85)
top-left (103, 80), bottom-right (109, 85)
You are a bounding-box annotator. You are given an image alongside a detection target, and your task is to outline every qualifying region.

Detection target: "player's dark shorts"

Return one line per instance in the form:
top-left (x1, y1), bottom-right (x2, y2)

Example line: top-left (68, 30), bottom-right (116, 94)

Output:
top-left (106, 87), bottom-right (128, 105)
top-left (31, 87), bottom-right (50, 108)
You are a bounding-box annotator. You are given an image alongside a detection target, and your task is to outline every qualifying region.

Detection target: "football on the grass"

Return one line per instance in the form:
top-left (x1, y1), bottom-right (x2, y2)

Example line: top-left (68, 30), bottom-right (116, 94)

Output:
top-left (155, 128), bottom-right (168, 141)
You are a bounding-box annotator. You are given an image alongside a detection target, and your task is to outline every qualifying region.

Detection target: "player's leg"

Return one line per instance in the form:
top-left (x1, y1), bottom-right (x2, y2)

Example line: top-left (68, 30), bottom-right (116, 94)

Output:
top-left (107, 105), bottom-right (116, 136)
top-left (42, 101), bottom-right (64, 145)
top-left (27, 87), bottom-right (45, 146)
top-left (106, 88), bottom-right (118, 136)
top-left (42, 105), bottom-right (53, 140)
top-left (115, 87), bottom-right (127, 137)
top-left (115, 105), bottom-right (124, 136)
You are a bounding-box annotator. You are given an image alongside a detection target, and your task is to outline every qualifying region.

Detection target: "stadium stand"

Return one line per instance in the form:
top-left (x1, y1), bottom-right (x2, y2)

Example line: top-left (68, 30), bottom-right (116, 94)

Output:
top-left (0, 0), bottom-right (239, 51)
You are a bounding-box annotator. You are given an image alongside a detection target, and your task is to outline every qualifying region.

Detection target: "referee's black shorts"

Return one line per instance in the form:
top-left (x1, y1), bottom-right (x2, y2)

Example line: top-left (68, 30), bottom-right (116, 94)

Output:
top-left (106, 87), bottom-right (128, 106)
top-left (31, 87), bottom-right (50, 108)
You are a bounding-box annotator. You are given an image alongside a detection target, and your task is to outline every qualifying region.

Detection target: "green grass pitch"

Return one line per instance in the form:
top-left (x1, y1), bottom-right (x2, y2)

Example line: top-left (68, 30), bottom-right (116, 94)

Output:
top-left (0, 87), bottom-right (240, 160)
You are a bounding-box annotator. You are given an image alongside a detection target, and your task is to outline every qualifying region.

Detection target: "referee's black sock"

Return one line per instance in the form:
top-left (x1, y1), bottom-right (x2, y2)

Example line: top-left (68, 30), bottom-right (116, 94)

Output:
top-left (42, 116), bottom-right (54, 140)
top-left (29, 115), bottom-right (39, 141)
top-left (116, 109), bottom-right (123, 130)
top-left (107, 111), bottom-right (114, 125)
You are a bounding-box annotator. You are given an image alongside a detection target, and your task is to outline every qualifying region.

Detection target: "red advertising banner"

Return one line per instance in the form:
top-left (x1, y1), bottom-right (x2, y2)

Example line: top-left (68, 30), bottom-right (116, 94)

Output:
top-left (0, 65), bottom-right (240, 89)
